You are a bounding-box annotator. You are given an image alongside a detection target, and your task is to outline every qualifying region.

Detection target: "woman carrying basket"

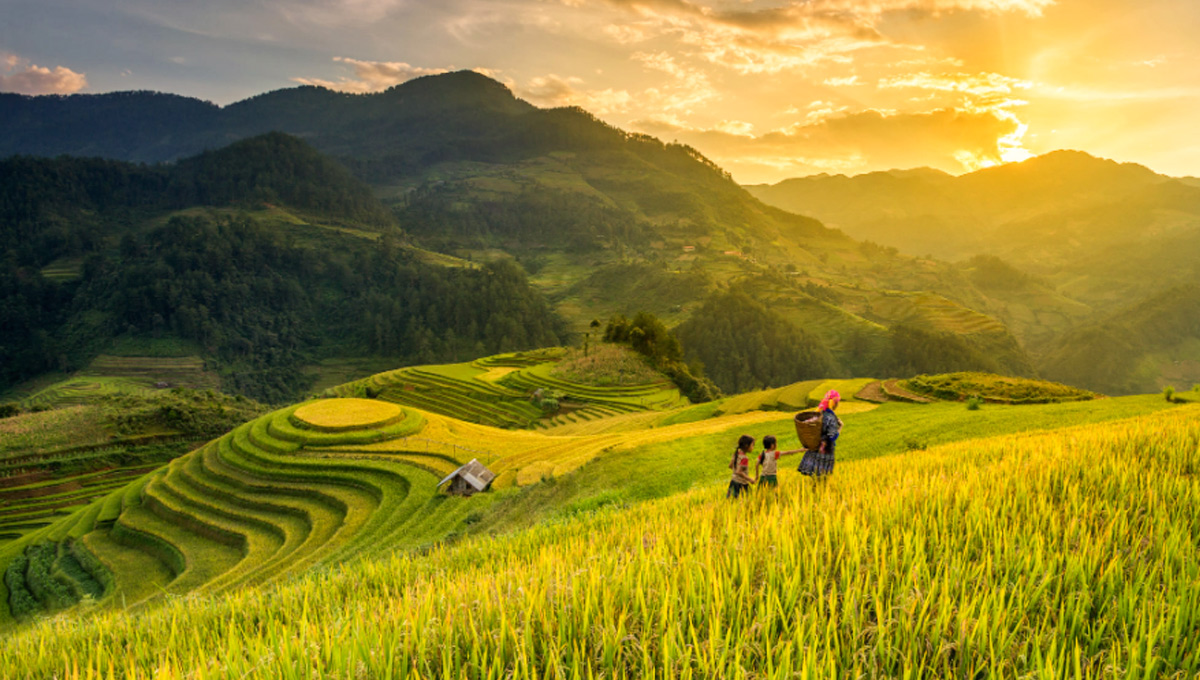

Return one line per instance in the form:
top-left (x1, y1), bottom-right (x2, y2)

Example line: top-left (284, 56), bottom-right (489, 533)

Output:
top-left (797, 390), bottom-right (842, 477)
top-left (814, 390), bottom-right (842, 476)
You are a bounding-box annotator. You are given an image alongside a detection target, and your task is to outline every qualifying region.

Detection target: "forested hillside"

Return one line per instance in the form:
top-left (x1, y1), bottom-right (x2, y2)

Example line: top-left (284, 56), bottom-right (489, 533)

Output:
top-left (0, 135), bottom-right (563, 401)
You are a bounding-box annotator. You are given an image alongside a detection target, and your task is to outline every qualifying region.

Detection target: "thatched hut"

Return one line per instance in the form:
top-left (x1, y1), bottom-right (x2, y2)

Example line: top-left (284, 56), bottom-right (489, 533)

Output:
top-left (437, 459), bottom-right (495, 496)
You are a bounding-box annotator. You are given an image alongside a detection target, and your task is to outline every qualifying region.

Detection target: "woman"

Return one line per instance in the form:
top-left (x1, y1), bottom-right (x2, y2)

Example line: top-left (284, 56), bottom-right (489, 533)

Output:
top-left (727, 434), bottom-right (755, 499)
top-left (814, 389), bottom-right (842, 477)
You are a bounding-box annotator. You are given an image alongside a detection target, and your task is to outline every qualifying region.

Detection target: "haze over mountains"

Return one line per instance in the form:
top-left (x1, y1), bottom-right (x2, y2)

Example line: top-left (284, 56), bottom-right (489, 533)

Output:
top-left (3, 71), bottom-right (1198, 397)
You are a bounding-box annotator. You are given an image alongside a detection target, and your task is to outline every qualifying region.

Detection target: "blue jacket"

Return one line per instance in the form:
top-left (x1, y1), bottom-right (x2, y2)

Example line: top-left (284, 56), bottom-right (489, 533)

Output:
top-left (821, 408), bottom-right (841, 442)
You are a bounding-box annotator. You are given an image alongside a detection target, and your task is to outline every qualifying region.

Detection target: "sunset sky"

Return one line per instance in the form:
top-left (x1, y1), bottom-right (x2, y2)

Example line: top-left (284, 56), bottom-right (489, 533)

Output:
top-left (3, 0), bottom-right (1198, 184)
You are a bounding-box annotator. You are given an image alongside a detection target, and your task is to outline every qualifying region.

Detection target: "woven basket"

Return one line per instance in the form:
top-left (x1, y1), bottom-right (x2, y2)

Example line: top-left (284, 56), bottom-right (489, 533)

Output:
top-left (794, 410), bottom-right (822, 451)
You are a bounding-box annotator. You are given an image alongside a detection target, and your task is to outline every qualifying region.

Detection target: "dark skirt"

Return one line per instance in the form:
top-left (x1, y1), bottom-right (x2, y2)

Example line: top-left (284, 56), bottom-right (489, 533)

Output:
top-left (798, 440), bottom-right (836, 477)
top-left (727, 481), bottom-right (750, 498)
top-left (758, 474), bottom-right (778, 487)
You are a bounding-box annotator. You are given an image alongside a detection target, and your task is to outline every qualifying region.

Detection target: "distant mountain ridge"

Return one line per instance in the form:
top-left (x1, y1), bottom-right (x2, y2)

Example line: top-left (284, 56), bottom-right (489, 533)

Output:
top-left (745, 151), bottom-right (1180, 263)
top-left (748, 151), bottom-right (1200, 393)
top-left (0, 72), bottom-right (535, 165)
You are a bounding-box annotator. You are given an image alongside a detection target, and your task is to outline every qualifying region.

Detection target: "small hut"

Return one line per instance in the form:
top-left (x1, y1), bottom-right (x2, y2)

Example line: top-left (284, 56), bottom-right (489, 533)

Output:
top-left (438, 459), bottom-right (495, 497)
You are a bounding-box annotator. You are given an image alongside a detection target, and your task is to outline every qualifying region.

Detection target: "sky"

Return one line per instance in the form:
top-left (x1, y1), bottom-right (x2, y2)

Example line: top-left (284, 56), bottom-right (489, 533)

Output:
top-left (2, 0), bottom-right (1198, 184)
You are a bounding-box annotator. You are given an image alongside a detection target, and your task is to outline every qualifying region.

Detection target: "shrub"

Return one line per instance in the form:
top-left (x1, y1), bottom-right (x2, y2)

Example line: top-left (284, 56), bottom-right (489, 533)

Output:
top-left (1164, 386), bottom-right (1176, 402)
top-left (966, 395), bottom-right (983, 410)
top-left (0, 403), bottom-right (20, 419)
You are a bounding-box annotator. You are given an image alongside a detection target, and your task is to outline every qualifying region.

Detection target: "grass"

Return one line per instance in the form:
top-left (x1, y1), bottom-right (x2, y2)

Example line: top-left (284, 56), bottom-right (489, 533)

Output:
top-left (0, 407), bottom-right (109, 458)
top-left (2, 405), bottom-right (1196, 677)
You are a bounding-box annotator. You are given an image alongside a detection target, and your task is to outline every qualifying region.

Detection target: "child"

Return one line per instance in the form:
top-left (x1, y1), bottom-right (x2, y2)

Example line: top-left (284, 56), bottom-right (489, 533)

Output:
top-left (754, 434), bottom-right (803, 488)
top-left (726, 434), bottom-right (755, 499)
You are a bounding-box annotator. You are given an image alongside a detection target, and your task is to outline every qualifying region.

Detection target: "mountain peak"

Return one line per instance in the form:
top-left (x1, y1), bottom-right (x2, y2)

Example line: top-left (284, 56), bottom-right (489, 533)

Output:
top-left (973, 149), bottom-right (1162, 183)
top-left (381, 70), bottom-right (532, 114)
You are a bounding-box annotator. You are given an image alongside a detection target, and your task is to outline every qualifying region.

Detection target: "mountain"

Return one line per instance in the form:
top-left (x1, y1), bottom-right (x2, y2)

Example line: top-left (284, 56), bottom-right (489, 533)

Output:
top-left (744, 151), bottom-right (1174, 264)
top-left (747, 151), bottom-right (1200, 392)
top-left (0, 133), bottom-right (564, 401)
top-left (2, 73), bottom-right (1078, 393)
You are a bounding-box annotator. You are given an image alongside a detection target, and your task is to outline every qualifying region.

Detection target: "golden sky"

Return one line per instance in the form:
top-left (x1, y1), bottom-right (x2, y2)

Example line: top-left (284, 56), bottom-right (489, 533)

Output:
top-left (3, 0), bottom-right (1198, 183)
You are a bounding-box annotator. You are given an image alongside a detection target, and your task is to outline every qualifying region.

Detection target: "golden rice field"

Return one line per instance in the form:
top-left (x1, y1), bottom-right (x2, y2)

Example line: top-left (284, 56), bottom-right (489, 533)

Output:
top-left (3, 407), bottom-right (1196, 678)
top-left (292, 398), bottom-right (404, 431)
top-left (323, 406), bottom-right (806, 488)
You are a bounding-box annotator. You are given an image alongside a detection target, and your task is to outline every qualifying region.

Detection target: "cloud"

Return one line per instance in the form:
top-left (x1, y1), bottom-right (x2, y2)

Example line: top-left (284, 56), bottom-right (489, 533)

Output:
top-left (274, 0), bottom-right (406, 25)
top-left (0, 54), bottom-right (87, 95)
top-left (823, 75), bottom-right (859, 86)
top-left (514, 73), bottom-right (634, 114)
top-left (879, 71), bottom-right (1032, 98)
top-left (875, 71), bottom-right (1034, 164)
top-left (578, 0), bottom-right (1054, 74)
top-left (631, 51), bottom-right (718, 110)
top-left (293, 57), bottom-right (448, 93)
top-left (632, 106), bottom-right (1023, 182)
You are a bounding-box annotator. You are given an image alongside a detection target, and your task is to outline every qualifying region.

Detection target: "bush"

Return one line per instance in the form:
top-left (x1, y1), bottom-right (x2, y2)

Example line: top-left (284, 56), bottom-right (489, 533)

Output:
top-left (966, 395), bottom-right (983, 410)
top-left (0, 403), bottom-right (20, 418)
top-left (3, 554), bottom-right (39, 619)
top-left (1164, 386), bottom-right (1176, 402)
top-left (533, 389), bottom-right (565, 413)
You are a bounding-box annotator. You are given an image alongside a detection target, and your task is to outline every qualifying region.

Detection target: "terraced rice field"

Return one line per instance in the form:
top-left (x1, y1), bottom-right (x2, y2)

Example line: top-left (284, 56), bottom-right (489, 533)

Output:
top-left (0, 465), bottom-right (162, 546)
top-left (868, 291), bottom-right (1008, 335)
top-left (330, 406), bottom-right (815, 489)
top-left (0, 398), bottom-right (467, 622)
top-left (501, 362), bottom-right (688, 427)
top-left (0, 406), bottom-right (197, 547)
top-left (336, 352), bottom-right (688, 430)
top-left (80, 355), bottom-right (220, 391)
top-left (4, 354), bottom-right (1144, 634)
top-left (347, 363), bottom-right (545, 429)
top-left (37, 257), bottom-right (83, 283)
top-left (12, 378), bottom-right (156, 411)
top-left (6, 389), bottom-right (781, 621)
top-left (4, 355), bottom-right (219, 411)
top-left (882, 378), bottom-right (935, 403)
top-left (5, 407), bottom-right (1196, 678)
top-left (698, 378), bottom-right (880, 419)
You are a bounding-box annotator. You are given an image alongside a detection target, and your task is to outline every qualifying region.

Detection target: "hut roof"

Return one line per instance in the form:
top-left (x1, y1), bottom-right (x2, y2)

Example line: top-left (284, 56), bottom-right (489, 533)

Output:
top-left (437, 459), bottom-right (495, 492)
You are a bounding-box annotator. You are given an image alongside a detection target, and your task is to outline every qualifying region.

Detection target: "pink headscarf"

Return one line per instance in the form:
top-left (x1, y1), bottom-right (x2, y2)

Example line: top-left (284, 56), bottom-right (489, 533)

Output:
top-left (818, 389), bottom-right (841, 412)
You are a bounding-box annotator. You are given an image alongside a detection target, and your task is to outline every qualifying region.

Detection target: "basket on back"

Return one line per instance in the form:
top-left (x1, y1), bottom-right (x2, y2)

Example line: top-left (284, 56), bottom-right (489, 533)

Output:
top-left (794, 410), bottom-right (822, 451)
